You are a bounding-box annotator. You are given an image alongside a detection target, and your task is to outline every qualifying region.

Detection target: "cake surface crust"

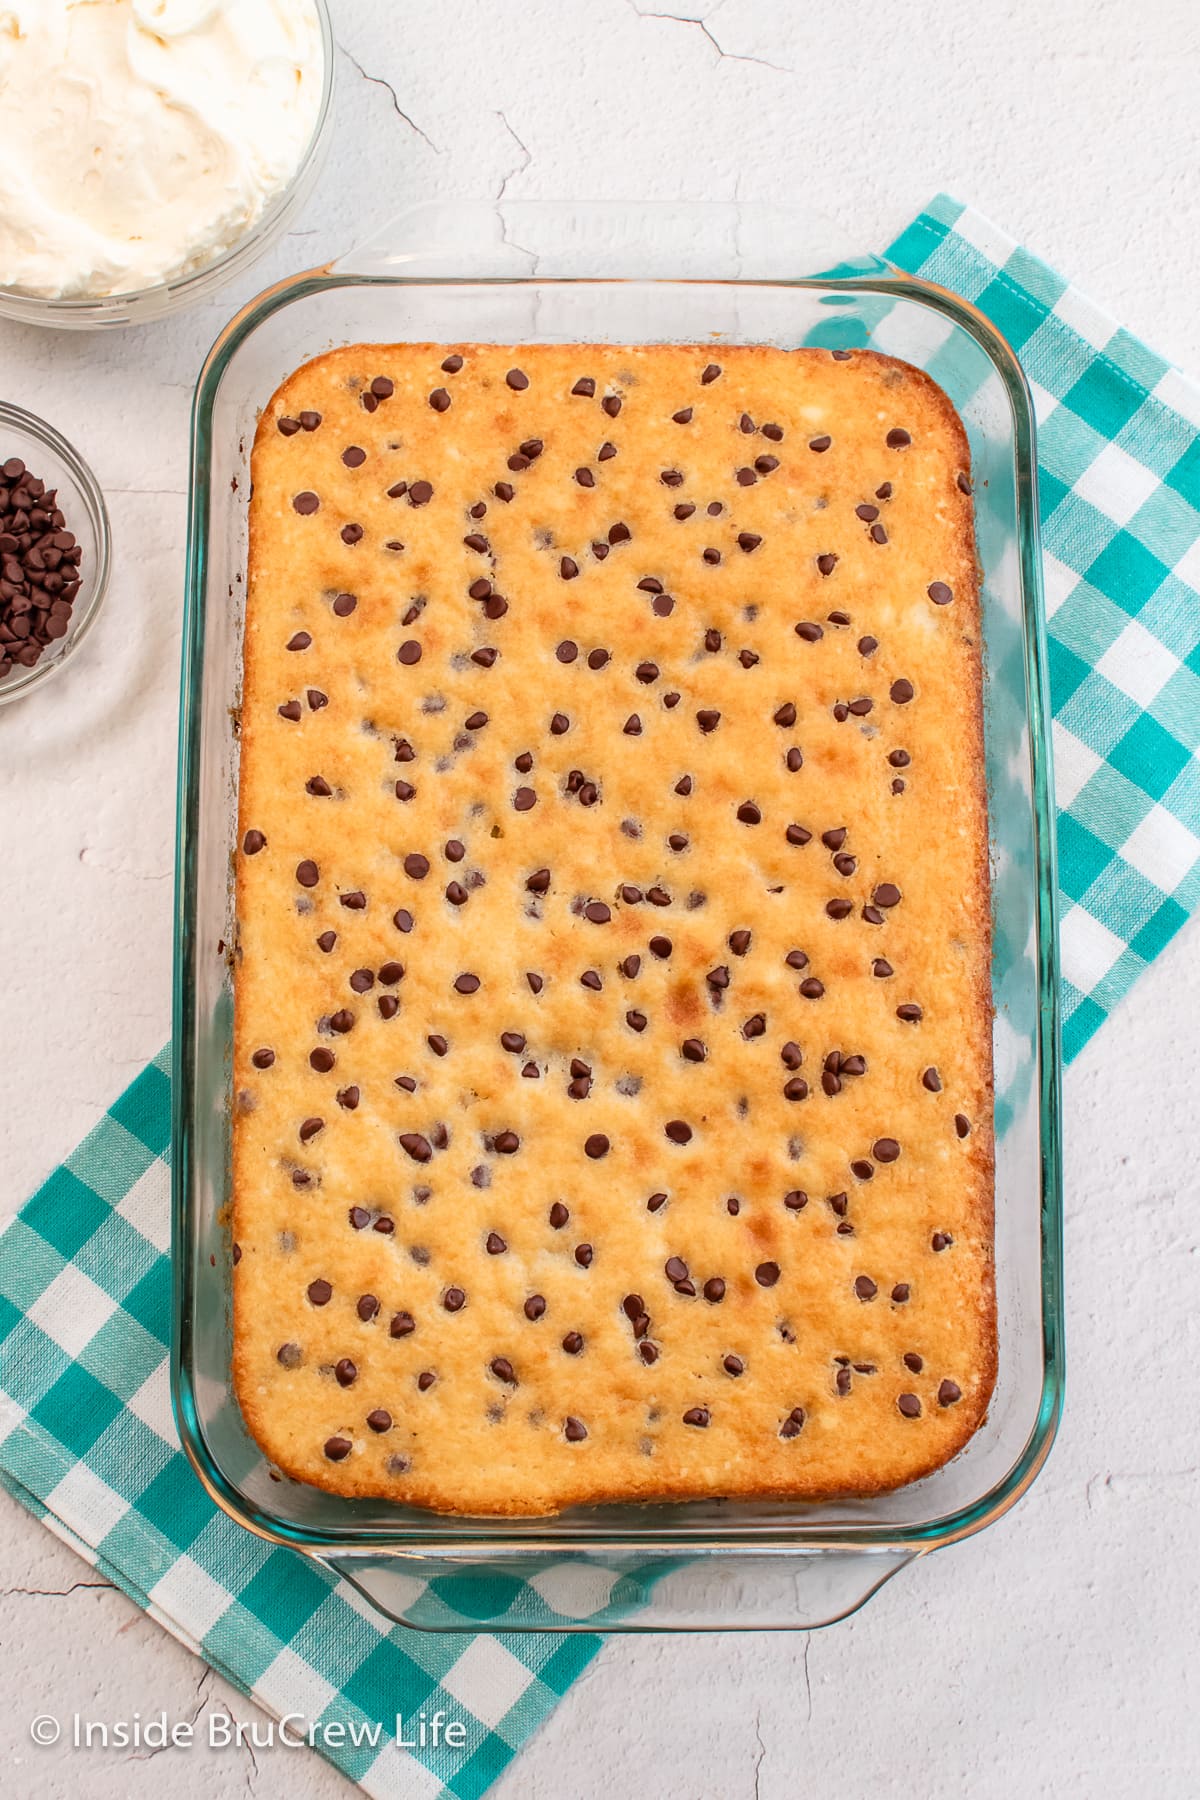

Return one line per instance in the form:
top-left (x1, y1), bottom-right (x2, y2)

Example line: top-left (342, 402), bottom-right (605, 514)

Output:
top-left (233, 341), bottom-right (995, 1516)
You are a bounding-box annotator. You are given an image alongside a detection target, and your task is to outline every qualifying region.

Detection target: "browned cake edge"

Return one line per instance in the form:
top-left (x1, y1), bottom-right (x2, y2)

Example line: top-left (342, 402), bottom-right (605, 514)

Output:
top-left (230, 344), bottom-right (996, 1517)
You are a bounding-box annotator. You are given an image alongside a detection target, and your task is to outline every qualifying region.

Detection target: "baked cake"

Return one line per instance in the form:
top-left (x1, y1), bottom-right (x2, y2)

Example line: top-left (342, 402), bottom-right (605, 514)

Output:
top-left (232, 342), bottom-right (994, 1516)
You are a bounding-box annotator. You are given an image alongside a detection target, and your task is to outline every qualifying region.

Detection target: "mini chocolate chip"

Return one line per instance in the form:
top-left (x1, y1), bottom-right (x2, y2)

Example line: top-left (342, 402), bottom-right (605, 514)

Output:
top-left (873, 1138), bottom-right (901, 1163)
top-left (897, 1393), bottom-right (922, 1418)
top-left (928, 582), bottom-right (953, 605)
top-left (324, 1436), bottom-right (351, 1461)
top-left (673, 407), bottom-right (693, 424)
top-left (786, 824), bottom-right (812, 847)
top-left (955, 1114), bottom-right (971, 1138)
top-left (755, 1261), bottom-right (780, 1287)
top-left (897, 1002), bottom-right (923, 1022)
top-left (737, 532), bottom-right (762, 553)
top-left (585, 1133), bottom-right (610, 1159)
top-left (784, 1189), bottom-right (808, 1211)
top-left (854, 1275), bottom-right (878, 1301)
top-left (683, 1406), bottom-right (710, 1427)
top-left (564, 1416), bottom-right (588, 1441)
top-left (742, 1013), bottom-right (766, 1040)
top-left (454, 972), bottom-right (480, 994)
top-left (938, 1379), bottom-right (962, 1406)
top-left (506, 368), bottom-right (529, 390)
top-left (307, 1279), bottom-right (332, 1306)
top-left (697, 709), bottom-right (721, 733)
top-left (251, 1048), bottom-right (275, 1070)
top-left (799, 977), bottom-right (824, 999)
top-left (665, 1120), bottom-right (692, 1144)
top-left (890, 678), bottom-right (914, 704)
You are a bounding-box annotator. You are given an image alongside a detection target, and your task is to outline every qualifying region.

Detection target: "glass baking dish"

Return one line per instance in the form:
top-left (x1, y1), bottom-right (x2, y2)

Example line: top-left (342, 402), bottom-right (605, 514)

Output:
top-left (172, 203), bottom-right (1062, 1632)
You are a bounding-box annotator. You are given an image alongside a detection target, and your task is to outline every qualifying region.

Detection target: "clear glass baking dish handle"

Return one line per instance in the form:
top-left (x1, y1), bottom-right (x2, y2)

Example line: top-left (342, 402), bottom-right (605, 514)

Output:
top-left (329, 200), bottom-right (891, 284)
top-left (324, 1547), bottom-right (918, 1633)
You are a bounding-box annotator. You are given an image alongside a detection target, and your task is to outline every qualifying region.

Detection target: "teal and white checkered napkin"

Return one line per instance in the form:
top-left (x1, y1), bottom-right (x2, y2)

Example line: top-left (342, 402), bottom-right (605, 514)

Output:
top-left (1, 197), bottom-right (1198, 1796)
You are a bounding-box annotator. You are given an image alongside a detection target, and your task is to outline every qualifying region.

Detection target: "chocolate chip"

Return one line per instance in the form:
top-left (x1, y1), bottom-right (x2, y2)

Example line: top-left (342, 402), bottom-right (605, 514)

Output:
top-left (931, 1231), bottom-right (954, 1252)
top-left (799, 977), bottom-right (824, 999)
top-left (955, 1114), bottom-right (971, 1138)
top-left (506, 368), bottom-right (529, 390)
top-left (897, 1393), bottom-right (922, 1418)
top-left (564, 1416), bottom-right (588, 1441)
top-left (873, 1138), bottom-right (901, 1163)
top-left (571, 376), bottom-right (596, 397)
top-left (696, 709), bottom-right (721, 733)
top-left (890, 678), bottom-right (914, 703)
top-left (454, 972), bottom-right (481, 994)
top-left (736, 801), bottom-right (761, 826)
top-left (897, 1002), bottom-right (922, 1022)
top-left (938, 1379), bottom-right (962, 1406)
top-left (307, 1279), bottom-right (332, 1306)
top-left (928, 582), bottom-right (953, 605)
top-left (683, 1406), bottom-right (710, 1427)
top-left (251, 1048), bottom-right (275, 1070)
top-left (784, 1189), bottom-right (808, 1211)
top-left (755, 1261), bottom-right (780, 1287)
top-left (854, 1275), bottom-right (878, 1301)
top-left (324, 1436), bottom-right (351, 1461)
top-left (404, 853), bottom-right (429, 879)
top-left (873, 883), bottom-right (901, 908)
top-left (295, 859), bottom-right (319, 888)
top-left (585, 1133), bottom-right (610, 1159)
top-left (786, 824), bottom-right (812, 846)
top-left (672, 407), bottom-right (693, 424)
top-left (292, 491), bottom-right (319, 515)
top-left (665, 1120), bottom-right (692, 1145)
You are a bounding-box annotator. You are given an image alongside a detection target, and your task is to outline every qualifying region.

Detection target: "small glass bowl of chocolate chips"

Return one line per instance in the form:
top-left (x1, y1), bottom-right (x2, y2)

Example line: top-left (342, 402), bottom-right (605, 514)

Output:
top-left (0, 401), bottom-right (110, 705)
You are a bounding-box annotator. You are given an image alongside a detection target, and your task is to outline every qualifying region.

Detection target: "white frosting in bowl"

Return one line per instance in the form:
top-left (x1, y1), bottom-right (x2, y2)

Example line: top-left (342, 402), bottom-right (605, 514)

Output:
top-left (0, 0), bottom-right (325, 299)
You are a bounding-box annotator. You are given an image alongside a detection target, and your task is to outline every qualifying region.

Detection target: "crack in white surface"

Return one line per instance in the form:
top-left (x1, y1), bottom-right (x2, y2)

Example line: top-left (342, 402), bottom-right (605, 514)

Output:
top-left (3, 1578), bottom-right (113, 1597)
top-left (340, 46), bottom-right (441, 154)
top-left (625, 1), bottom-right (792, 74)
top-left (495, 110), bottom-right (533, 200)
top-left (752, 1708), bottom-right (766, 1799)
top-left (801, 1634), bottom-right (813, 1723)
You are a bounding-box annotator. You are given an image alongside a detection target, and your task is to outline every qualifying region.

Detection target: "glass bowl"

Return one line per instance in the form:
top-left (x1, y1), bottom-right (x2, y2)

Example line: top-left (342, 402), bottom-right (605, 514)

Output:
top-left (0, 0), bottom-right (335, 332)
top-left (0, 401), bottom-right (111, 706)
top-left (173, 203), bottom-right (1063, 1632)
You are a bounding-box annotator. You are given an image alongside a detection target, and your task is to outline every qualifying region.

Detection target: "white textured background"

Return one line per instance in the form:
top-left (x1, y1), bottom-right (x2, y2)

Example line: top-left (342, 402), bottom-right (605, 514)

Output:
top-left (2, 1), bottom-right (1200, 1795)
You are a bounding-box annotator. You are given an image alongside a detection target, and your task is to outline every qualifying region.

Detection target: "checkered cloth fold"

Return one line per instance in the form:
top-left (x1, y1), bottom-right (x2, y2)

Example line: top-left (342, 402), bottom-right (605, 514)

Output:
top-left (1, 199), bottom-right (1197, 1796)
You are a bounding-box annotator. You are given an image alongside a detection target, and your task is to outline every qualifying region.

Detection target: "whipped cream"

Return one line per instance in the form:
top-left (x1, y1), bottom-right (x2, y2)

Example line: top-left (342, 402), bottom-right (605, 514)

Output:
top-left (0, 0), bottom-right (325, 299)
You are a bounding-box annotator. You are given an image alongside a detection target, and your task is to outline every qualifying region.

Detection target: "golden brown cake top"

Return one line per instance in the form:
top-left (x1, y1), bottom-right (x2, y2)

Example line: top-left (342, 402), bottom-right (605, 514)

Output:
top-left (232, 342), bottom-right (994, 1516)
